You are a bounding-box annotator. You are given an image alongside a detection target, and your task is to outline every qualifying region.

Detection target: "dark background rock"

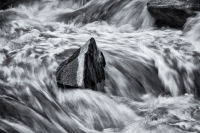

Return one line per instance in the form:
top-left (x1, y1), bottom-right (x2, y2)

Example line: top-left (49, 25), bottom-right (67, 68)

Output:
top-left (147, 0), bottom-right (200, 28)
top-left (56, 38), bottom-right (106, 91)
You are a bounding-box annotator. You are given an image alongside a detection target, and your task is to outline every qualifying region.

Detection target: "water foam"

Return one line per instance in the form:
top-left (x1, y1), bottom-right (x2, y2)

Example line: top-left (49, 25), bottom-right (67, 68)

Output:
top-left (0, 0), bottom-right (200, 133)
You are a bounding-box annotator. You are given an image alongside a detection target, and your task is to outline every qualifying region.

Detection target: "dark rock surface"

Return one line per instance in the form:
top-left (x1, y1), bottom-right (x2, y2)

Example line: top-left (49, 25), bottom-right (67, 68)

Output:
top-left (147, 0), bottom-right (200, 28)
top-left (56, 38), bottom-right (106, 91)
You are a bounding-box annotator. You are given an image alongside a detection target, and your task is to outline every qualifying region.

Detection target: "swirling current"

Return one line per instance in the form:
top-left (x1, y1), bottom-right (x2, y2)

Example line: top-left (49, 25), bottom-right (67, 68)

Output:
top-left (0, 0), bottom-right (200, 133)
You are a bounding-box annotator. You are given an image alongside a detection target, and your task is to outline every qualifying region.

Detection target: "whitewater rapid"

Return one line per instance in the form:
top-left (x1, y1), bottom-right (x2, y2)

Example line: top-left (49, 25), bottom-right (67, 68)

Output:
top-left (0, 0), bottom-right (200, 133)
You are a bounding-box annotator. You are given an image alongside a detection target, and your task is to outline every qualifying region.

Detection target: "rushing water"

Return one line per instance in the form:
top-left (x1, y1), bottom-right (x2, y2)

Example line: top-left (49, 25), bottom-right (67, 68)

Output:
top-left (0, 0), bottom-right (200, 132)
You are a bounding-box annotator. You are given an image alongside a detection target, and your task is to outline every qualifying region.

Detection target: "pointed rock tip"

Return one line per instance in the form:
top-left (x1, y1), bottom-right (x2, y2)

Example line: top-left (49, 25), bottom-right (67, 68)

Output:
top-left (90, 37), bottom-right (96, 44)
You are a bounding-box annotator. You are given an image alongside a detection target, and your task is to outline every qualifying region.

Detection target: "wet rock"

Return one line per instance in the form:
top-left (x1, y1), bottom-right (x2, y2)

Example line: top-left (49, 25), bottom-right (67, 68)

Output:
top-left (56, 0), bottom-right (122, 24)
top-left (56, 38), bottom-right (106, 91)
top-left (147, 0), bottom-right (200, 28)
top-left (56, 0), bottom-right (152, 29)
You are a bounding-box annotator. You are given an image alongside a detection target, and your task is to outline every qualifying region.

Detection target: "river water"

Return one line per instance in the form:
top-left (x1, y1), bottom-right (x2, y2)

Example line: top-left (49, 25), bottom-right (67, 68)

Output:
top-left (0, 0), bottom-right (200, 132)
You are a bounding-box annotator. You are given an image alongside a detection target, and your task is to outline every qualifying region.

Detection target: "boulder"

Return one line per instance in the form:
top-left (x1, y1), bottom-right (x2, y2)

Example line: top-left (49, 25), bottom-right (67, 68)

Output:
top-left (56, 38), bottom-right (106, 91)
top-left (147, 0), bottom-right (200, 28)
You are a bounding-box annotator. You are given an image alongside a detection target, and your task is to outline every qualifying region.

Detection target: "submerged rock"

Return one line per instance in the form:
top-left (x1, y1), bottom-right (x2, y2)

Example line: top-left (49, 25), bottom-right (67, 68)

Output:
top-left (56, 0), bottom-right (154, 29)
top-left (0, 0), bottom-right (90, 10)
top-left (147, 0), bottom-right (200, 28)
top-left (56, 38), bottom-right (106, 91)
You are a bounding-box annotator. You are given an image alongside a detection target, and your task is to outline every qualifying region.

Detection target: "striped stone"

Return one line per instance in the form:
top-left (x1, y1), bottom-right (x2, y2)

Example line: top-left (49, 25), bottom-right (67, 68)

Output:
top-left (56, 38), bottom-right (106, 91)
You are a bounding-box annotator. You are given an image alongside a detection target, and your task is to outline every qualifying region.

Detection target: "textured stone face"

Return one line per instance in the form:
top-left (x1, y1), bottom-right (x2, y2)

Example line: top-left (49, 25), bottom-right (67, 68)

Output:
top-left (147, 0), bottom-right (200, 28)
top-left (56, 38), bottom-right (106, 91)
